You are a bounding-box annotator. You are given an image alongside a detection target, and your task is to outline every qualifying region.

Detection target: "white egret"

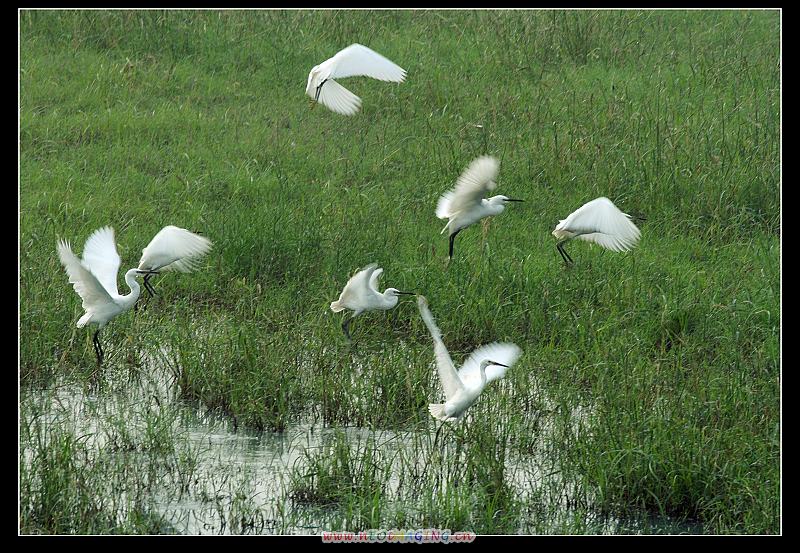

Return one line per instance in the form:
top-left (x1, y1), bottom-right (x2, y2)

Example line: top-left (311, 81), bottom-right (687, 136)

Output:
top-left (57, 226), bottom-right (154, 365)
top-left (330, 263), bottom-right (414, 340)
top-left (552, 197), bottom-right (641, 265)
top-left (137, 225), bottom-right (213, 297)
top-left (417, 295), bottom-right (522, 422)
top-left (306, 43), bottom-right (406, 116)
top-left (436, 156), bottom-right (523, 260)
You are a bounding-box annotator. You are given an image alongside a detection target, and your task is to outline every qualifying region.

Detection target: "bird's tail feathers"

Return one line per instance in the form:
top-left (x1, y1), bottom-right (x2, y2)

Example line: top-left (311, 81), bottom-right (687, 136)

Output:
top-left (77, 313), bottom-right (92, 328)
top-left (330, 300), bottom-right (345, 313)
top-left (428, 403), bottom-right (451, 421)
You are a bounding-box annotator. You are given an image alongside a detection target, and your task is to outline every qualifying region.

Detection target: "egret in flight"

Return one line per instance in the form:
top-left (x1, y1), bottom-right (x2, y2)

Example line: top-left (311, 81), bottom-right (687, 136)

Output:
top-left (436, 156), bottom-right (523, 260)
top-left (330, 263), bottom-right (414, 340)
top-left (137, 226), bottom-right (213, 297)
top-left (57, 226), bottom-right (155, 365)
top-left (552, 197), bottom-right (641, 265)
top-left (306, 43), bottom-right (406, 115)
top-left (417, 295), bottom-right (522, 422)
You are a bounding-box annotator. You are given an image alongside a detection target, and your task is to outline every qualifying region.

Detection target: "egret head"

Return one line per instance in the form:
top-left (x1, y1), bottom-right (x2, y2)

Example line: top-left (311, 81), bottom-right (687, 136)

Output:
top-left (382, 288), bottom-right (414, 309)
top-left (482, 359), bottom-right (510, 370)
top-left (488, 195), bottom-right (524, 209)
top-left (552, 228), bottom-right (572, 241)
top-left (306, 66), bottom-right (327, 106)
top-left (385, 288), bottom-right (415, 298)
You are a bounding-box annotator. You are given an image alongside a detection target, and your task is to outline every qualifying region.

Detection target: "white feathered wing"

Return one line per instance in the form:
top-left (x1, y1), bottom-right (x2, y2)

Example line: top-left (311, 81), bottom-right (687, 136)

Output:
top-left (138, 226), bottom-right (213, 273)
top-left (436, 156), bottom-right (499, 233)
top-left (57, 238), bottom-right (116, 328)
top-left (330, 263), bottom-right (379, 313)
top-left (457, 342), bottom-right (522, 390)
top-left (558, 197), bottom-right (641, 252)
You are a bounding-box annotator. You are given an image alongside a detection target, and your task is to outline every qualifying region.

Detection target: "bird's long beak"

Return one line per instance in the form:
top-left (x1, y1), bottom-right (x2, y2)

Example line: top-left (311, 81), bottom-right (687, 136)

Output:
top-left (136, 269), bottom-right (159, 275)
top-left (396, 291), bottom-right (415, 296)
top-left (488, 361), bottom-right (510, 368)
top-left (505, 198), bottom-right (525, 203)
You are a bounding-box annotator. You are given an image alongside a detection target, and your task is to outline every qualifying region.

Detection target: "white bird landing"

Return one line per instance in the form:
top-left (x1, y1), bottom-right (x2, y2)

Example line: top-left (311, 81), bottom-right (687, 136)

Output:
top-left (137, 225), bottom-right (213, 297)
top-left (57, 226), bottom-right (153, 365)
top-left (330, 263), bottom-right (414, 340)
top-left (306, 43), bottom-right (406, 116)
top-left (436, 156), bottom-right (524, 260)
top-left (552, 197), bottom-right (642, 265)
top-left (417, 295), bottom-right (522, 422)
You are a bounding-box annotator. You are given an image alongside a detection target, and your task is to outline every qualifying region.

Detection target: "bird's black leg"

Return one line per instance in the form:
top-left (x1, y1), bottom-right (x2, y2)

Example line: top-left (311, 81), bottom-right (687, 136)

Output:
top-left (563, 244), bottom-right (574, 264)
top-left (341, 316), bottom-right (353, 341)
top-left (557, 242), bottom-right (573, 265)
top-left (432, 420), bottom-right (446, 451)
top-left (92, 329), bottom-right (104, 366)
top-left (314, 79), bottom-right (328, 102)
top-left (143, 273), bottom-right (157, 297)
top-left (556, 243), bottom-right (568, 264)
top-left (448, 229), bottom-right (462, 260)
top-left (92, 332), bottom-right (99, 360)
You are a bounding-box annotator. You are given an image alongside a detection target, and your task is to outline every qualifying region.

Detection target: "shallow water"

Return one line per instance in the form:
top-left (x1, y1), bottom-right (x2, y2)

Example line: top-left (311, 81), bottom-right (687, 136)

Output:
top-left (19, 347), bottom-right (703, 535)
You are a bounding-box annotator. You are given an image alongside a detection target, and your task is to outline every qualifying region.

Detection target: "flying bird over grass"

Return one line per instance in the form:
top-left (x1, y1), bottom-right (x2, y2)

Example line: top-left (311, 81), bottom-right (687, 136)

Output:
top-left (306, 43), bottom-right (406, 115)
top-left (552, 197), bottom-right (642, 265)
top-left (137, 226), bottom-right (213, 297)
top-left (57, 226), bottom-right (155, 365)
top-left (417, 295), bottom-right (522, 422)
top-left (330, 263), bottom-right (414, 340)
top-left (436, 156), bottom-right (523, 260)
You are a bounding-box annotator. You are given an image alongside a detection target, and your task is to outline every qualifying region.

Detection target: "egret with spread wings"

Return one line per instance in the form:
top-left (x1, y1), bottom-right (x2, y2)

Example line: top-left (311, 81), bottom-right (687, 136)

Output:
top-left (330, 263), bottom-right (414, 340)
top-left (436, 156), bottom-right (523, 260)
top-left (57, 226), bottom-right (154, 365)
top-left (137, 226), bottom-right (213, 297)
top-left (306, 44), bottom-right (406, 116)
top-left (552, 197), bottom-right (641, 265)
top-left (417, 295), bottom-right (522, 422)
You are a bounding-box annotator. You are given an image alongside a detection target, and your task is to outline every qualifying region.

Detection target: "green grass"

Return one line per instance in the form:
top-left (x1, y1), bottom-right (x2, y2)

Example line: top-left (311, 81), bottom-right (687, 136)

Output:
top-left (20, 10), bottom-right (780, 534)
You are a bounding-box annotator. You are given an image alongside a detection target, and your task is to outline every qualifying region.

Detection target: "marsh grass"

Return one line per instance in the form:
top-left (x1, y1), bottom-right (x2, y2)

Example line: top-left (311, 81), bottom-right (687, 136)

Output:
top-left (19, 376), bottom-right (190, 533)
top-left (20, 10), bottom-right (779, 534)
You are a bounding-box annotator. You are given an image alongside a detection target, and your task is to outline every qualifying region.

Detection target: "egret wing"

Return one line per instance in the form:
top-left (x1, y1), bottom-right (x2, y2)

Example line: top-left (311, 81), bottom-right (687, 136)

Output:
top-left (58, 239), bottom-right (115, 310)
top-left (138, 226), bottom-right (213, 272)
top-left (318, 79), bottom-right (362, 116)
top-left (417, 296), bottom-right (463, 400)
top-left (436, 156), bottom-right (499, 219)
top-left (565, 197), bottom-right (640, 252)
top-left (368, 267), bottom-right (384, 294)
top-left (330, 44), bottom-right (406, 83)
top-left (81, 226), bottom-right (121, 296)
top-left (458, 342), bottom-right (522, 389)
top-left (576, 231), bottom-right (636, 252)
top-left (336, 263), bottom-right (379, 306)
